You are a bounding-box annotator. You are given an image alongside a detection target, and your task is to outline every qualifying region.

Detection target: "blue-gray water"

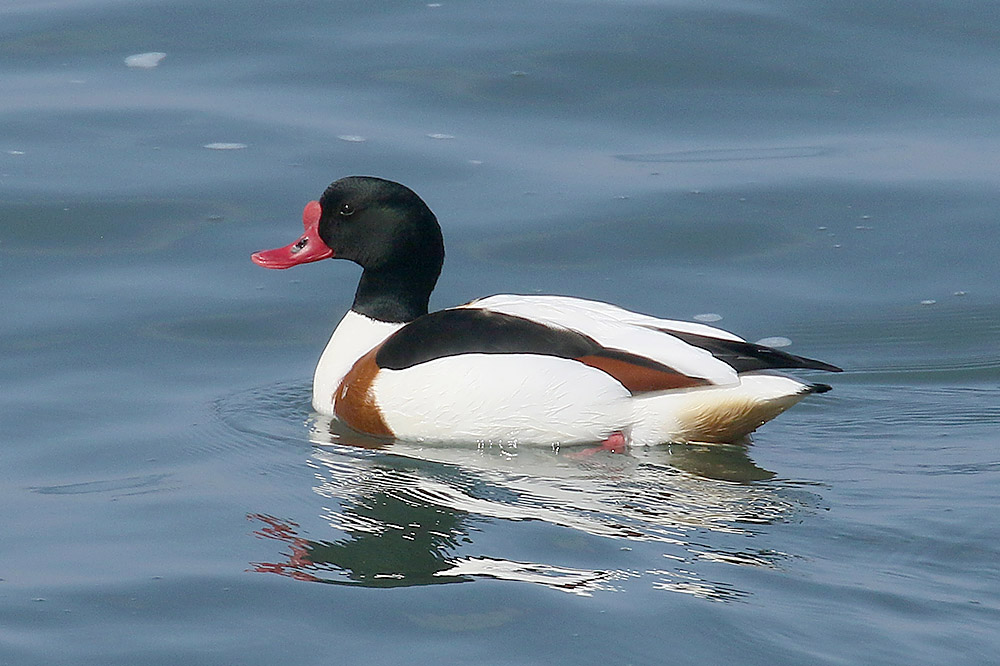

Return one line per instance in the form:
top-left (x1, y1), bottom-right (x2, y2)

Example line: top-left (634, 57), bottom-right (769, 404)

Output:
top-left (3, 1), bottom-right (999, 664)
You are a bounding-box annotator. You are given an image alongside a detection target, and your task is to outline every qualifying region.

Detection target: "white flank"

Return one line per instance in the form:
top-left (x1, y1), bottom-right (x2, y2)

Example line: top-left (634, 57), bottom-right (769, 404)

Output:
top-left (371, 354), bottom-right (812, 446)
top-left (372, 354), bottom-right (632, 445)
top-left (312, 311), bottom-right (403, 415)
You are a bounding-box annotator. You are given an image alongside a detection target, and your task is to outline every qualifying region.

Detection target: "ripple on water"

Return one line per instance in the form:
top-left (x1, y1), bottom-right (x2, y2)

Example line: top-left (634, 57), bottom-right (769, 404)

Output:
top-left (30, 473), bottom-right (173, 497)
top-left (0, 199), bottom-right (229, 257)
top-left (783, 300), bottom-right (1000, 382)
top-left (807, 384), bottom-right (1000, 443)
top-left (615, 146), bottom-right (835, 163)
top-left (210, 382), bottom-right (314, 452)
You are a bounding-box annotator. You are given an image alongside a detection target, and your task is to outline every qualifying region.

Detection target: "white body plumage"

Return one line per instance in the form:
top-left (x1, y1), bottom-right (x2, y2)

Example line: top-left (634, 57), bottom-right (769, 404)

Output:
top-left (311, 297), bottom-right (823, 446)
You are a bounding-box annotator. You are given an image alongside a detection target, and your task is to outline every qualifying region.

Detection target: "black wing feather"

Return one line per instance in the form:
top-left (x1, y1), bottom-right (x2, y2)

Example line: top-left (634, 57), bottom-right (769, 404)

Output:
top-left (659, 329), bottom-right (842, 374)
top-left (376, 308), bottom-right (597, 369)
top-left (376, 308), bottom-right (691, 380)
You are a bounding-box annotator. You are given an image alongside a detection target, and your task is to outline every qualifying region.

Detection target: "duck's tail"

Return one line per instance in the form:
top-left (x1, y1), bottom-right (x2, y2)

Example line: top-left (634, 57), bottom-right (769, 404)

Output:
top-left (632, 373), bottom-right (834, 445)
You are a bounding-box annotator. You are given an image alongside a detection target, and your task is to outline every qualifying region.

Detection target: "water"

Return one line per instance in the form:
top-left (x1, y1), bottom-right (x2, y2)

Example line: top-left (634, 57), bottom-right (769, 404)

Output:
top-left (3, 1), bottom-right (999, 664)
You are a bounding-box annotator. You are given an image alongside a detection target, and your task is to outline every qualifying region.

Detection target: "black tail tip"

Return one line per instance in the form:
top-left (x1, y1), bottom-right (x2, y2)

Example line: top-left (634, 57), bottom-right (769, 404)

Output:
top-left (808, 382), bottom-right (833, 394)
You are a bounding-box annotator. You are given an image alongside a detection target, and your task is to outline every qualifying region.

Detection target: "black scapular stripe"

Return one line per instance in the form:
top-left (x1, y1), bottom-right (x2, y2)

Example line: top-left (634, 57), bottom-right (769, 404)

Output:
top-left (376, 308), bottom-right (593, 369)
top-left (659, 329), bottom-right (843, 374)
top-left (375, 308), bottom-right (686, 378)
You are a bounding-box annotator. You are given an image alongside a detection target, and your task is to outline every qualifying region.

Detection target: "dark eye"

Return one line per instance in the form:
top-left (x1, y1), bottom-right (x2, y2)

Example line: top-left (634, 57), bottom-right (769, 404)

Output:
top-left (339, 202), bottom-right (355, 217)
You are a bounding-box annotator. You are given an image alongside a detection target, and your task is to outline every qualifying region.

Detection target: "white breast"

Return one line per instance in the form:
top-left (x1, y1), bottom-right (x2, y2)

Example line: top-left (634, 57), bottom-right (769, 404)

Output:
top-left (312, 311), bottom-right (403, 415)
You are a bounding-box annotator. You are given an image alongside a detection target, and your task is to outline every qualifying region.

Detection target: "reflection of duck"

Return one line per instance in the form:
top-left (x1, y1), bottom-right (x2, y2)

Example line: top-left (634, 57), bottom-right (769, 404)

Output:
top-left (248, 485), bottom-right (470, 588)
top-left (654, 443), bottom-right (776, 483)
top-left (248, 442), bottom-right (795, 598)
top-left (253, 176), bottom-right (840, 446)
top-left (248, 451), bottom-right (620, 592)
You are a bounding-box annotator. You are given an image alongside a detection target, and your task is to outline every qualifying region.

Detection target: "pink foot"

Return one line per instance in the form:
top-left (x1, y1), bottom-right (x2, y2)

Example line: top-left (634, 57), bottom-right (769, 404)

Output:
top-left (569, 431), bottom-right (628, 458)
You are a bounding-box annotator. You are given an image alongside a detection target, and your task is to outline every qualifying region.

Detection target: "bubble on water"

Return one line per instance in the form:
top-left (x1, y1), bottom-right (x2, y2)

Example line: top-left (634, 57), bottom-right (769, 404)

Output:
top-left (203, 142), bottom-right (247, 150)
top-left (693, 313), bottom-right (722, 323)
top-left (755, 336), bottom-right (792, 348)
top-left (920, 299), bottom-right (937, 306)
top-left (124, 52), bottom-right (166, 69)
top-left (427, 133), bottom-right (455, 140)
top-left (337, 135), bottom-right (367, 143)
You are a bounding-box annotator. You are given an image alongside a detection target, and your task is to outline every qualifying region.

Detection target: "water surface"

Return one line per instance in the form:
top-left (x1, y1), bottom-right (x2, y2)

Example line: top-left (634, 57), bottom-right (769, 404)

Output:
top-left (2, 1), bottom-right (999, 664)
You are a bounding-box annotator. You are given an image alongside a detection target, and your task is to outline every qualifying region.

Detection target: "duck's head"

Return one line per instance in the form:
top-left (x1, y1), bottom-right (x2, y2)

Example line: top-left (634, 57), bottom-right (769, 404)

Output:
top-left (252, 176), bottom-right (443, 271)
top-left (252, 176), bottom-right (445, 322)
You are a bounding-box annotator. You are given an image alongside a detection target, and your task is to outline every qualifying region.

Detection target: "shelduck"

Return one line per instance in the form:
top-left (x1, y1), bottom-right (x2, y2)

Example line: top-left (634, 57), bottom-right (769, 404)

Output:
top-left (252, 176), bottom-right (840, 447)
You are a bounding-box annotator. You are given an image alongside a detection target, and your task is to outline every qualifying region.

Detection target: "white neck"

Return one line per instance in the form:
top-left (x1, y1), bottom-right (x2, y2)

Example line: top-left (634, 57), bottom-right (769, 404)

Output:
top-left (311, 310), bottom-right (405, 415)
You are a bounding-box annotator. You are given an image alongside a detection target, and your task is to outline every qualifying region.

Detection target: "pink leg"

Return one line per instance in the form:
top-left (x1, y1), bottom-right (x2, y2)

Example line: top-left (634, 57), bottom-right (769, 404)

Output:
top-left (569, 431), bottom-right (628, 458)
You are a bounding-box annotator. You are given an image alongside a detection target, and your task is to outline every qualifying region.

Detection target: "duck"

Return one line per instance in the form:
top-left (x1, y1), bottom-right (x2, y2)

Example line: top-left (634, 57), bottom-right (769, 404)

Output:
top-left (252, 176), bottom-right (841, 448)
